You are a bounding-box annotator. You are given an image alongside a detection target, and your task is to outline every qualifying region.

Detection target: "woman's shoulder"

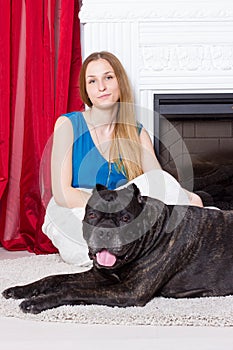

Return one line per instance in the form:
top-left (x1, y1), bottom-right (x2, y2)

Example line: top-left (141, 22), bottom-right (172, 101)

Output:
top-left (53, 111), bottom-right (86, 135)
top-left (58, 111), bottom-right (90, 140)
top-left (61, 111), bottom-right (84, 121)
top-left (58, 111), bottom-right (86, 128)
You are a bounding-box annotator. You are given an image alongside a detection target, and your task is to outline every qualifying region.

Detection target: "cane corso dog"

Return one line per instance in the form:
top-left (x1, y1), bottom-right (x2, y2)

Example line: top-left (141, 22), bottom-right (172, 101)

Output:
top-left (2, 183), bottom-right (233, 314)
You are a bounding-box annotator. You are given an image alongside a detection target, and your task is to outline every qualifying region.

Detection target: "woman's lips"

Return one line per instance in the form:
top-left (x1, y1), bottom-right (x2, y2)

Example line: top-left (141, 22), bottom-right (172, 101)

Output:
top-left (98, 93), bottom-right (111, 99)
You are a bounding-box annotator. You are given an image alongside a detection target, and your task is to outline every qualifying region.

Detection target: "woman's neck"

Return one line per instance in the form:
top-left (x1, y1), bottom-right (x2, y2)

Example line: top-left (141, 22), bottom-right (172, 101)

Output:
top-left (86, 105), bottom-right (118, 129)
top-left (84, 105), bottom-right (118, 161)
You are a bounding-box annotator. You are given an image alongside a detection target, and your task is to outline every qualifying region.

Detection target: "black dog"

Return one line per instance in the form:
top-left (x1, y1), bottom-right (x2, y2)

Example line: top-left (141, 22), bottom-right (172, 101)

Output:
top-left (2, 184), bottom-right (233, 314)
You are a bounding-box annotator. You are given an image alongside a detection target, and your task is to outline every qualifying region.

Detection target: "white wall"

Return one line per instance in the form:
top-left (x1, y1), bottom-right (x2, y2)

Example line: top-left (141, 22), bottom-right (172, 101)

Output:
top-left (79, 0), bottom-right (233, 130)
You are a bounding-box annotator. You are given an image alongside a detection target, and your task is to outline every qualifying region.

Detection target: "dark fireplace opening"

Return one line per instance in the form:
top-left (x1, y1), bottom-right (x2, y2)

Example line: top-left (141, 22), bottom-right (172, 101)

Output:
top-left (154, 93), bottom-right (233, 209)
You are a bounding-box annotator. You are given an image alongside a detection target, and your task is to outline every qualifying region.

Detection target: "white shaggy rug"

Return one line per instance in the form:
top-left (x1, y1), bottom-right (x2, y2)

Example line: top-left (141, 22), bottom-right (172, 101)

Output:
top-left (0, 254), bottom-right (233, 327)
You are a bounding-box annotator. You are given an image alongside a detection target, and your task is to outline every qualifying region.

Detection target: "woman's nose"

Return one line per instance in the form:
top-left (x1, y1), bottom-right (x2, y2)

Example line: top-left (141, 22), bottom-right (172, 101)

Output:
top-left (98, 79), bottom-right (106, 91)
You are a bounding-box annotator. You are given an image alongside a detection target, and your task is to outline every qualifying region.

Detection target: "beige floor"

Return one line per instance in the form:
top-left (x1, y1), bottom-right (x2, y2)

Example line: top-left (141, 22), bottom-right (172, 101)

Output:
top-left (0, 247), bottom-right (233, 350)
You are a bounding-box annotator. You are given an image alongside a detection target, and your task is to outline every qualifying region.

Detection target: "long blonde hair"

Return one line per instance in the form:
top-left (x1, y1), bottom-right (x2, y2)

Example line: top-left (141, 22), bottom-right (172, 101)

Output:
top-left (79, 51), bottom-right (143, 181)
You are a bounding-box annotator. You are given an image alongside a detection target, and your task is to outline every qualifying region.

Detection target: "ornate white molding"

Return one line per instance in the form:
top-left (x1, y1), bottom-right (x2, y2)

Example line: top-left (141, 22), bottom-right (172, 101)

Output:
top-left (79, 0), bottom-right (233, 22)
top-left (140, 45), bottom-right (233, 73)
top-left (79, 0), bottom-right (233, 126)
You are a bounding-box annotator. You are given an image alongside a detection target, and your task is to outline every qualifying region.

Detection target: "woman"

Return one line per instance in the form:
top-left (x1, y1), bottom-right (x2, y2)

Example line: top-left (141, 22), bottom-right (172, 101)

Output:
top-left (42, 51), bottom-right (203, 265)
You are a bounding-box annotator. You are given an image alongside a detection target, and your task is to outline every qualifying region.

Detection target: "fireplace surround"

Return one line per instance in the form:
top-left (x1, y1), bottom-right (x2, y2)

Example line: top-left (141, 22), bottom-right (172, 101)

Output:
top-left (79, 0), bottom-right (233, 208)
top-left (154, 92), bottom-right (233, 162)
top-left (79, 0), bottom-right (233, 130)
top-left (153, 93), bottom-right (233, 209)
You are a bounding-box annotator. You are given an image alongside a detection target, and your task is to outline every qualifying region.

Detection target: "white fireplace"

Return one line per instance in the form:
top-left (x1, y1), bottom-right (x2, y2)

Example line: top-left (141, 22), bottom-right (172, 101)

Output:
top-left (79, 0), bottom-right (233, 132)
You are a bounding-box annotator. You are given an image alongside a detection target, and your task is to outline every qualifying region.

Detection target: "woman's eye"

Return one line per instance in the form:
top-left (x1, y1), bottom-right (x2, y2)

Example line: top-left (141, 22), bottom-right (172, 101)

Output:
top-left (88, 79), bottom-right (95, 84)
top-left (105, 75), bottom-right (113, 80)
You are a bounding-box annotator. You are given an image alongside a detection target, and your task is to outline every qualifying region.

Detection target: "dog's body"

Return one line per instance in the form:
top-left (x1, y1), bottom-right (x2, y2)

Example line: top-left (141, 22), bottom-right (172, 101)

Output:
top-left (3, 184), bottom-right (233, 314)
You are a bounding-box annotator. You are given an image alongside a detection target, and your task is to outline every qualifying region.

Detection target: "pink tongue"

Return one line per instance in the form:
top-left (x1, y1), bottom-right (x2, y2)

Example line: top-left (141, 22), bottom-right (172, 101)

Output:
top-left (96, 250), bottom-right (117, 267)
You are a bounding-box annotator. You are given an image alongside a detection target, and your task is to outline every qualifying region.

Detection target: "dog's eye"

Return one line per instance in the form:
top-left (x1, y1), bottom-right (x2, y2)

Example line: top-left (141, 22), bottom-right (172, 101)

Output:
top-left (88, 212), bottom-right (97, 219)
top-left (121, 214), bottom-right (130, 222)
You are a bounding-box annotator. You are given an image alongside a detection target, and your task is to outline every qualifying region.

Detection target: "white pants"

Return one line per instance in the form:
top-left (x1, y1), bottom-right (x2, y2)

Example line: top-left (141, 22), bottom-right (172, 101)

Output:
top-left (42, 169), bottom-right (190, 265)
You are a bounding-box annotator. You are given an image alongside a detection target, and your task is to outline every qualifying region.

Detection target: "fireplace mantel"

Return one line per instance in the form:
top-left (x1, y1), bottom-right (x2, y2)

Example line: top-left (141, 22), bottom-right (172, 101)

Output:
top-left (79, 0), bottom-right (233, 130)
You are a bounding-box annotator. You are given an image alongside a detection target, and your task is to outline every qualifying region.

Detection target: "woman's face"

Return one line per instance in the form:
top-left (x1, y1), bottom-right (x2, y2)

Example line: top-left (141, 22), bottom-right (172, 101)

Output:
top-left (85, 58), bottom-right (120, 108)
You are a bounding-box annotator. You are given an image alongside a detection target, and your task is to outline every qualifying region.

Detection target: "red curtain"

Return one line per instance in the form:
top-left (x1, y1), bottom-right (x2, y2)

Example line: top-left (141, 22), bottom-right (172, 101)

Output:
top-left (0, 0), bottom-right (84, 254)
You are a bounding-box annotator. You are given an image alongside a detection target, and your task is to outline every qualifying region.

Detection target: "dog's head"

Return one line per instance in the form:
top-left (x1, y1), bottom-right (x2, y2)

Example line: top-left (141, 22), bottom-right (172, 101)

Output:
top-left (83, 183), bottom-right (151, 270)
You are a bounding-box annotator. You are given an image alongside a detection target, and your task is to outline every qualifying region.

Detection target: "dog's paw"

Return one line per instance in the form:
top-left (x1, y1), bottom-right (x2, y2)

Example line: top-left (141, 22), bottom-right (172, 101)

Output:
top-left (2, 286), bottom-right (24, 300)
top-left (20, 299), bottom-right (43, 314)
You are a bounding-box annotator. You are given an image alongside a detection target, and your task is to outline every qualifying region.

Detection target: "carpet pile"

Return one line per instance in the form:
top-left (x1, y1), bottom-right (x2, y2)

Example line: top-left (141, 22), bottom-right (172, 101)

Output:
top-left (0, 254), bottom-right (232, 326)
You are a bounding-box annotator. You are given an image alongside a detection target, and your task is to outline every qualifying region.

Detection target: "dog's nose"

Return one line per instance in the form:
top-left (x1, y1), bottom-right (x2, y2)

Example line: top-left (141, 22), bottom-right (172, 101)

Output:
top-left (91, 227), bottom-right (122, 250)
top-left (98, 229), bottom-right (111, 239)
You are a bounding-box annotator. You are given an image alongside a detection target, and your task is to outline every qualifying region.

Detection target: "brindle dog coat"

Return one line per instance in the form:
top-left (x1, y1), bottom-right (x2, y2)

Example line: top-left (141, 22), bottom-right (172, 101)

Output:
top-left (2, 184), bottom-right (233, 314)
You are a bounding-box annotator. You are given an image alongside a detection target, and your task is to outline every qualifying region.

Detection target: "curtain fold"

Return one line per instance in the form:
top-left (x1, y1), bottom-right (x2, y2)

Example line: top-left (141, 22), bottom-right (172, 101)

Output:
top-left (0, 0), bottom-right (83, 254)
top-left (0, 1), bottom-right (11, 200)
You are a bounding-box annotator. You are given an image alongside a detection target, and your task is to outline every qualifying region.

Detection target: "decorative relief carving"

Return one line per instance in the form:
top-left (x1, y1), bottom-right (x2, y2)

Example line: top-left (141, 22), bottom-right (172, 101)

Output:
top-left (79, 3), bottom-right (233, 22)
top-left (140, 45), bottom-right (233, 72)
top-left (80, 0), bottom-right (233, 93)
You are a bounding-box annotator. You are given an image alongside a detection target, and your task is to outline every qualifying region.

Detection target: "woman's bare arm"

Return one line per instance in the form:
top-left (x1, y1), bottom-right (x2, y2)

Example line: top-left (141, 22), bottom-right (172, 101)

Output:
top-left (51, 116), bottom-right (91, 208)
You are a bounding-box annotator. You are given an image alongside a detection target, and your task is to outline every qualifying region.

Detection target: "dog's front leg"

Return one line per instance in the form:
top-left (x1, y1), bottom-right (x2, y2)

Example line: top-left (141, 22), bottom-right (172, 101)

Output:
top-left (19, 281), bottom-right (147, 314)
top-left (19, 292), bottom-right (75, 314)
top-left (2, 273), bottom-right (83, 300)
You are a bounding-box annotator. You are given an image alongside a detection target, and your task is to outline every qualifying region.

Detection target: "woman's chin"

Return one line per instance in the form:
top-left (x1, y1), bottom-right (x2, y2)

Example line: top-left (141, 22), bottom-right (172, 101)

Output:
top-left (94, 101), bottom-right (118, 110)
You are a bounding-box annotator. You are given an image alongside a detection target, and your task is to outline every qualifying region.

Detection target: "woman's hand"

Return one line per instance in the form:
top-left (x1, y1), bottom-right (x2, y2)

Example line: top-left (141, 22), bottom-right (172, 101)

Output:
top-left (184, 190), bottom-right (203, 207)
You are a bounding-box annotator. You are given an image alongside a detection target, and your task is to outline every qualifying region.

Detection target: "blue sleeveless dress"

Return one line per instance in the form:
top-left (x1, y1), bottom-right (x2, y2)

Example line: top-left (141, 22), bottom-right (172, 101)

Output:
top-left (63, 112), bottom-right (142, 190)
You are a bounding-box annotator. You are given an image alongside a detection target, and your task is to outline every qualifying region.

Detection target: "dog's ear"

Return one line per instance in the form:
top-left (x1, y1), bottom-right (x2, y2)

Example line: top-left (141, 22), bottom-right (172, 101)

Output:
top-left (127, 183), bottom-right (144, 204)
top-left (95, 184), bottom-right (108, 192)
